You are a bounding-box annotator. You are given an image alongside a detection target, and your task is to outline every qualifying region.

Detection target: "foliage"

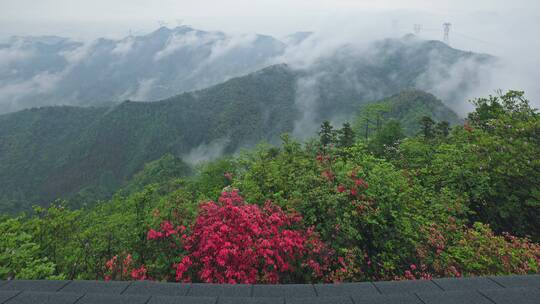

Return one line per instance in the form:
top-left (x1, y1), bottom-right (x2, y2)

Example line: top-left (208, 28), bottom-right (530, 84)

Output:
top-left (0, 217), bottom-right (61, 280)
top-left (0, 90), bottom-right (538, 283)
top-left (175, 190), bottom-right (338, 283)
top-left (396, 91), bottom-right (540, 240)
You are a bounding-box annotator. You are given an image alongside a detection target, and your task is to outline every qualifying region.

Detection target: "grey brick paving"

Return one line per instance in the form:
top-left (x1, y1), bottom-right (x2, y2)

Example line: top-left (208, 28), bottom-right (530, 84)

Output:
top-left (4, 291), bottom-right (83, 304)
top-left (252, 284), bottom-right (316, 298)
top-left (286, 296), bottom-right (353, 304)
top-left (0, 275), bottom-right (537, 304)
top-left (188, 283), bottom-right (251, 296)
top-left (123, 281), bottom-right (190, 296)
top-left (416, 290), bottom-right (493, 304)
top-left (219, 297), bottom-right (284, 304)
top-left (0, 291), bottom-right (20, 303)
top-left (351, 293), bottom-right (423, 304)
top-left (59, 280), bottom-right (131, 294)
top-left (488, 274), bottom-right (540, 288)
top-left (75, 293), bottom-right (150, 304)
top-left (373, 280), bottom-right (442, 294)
top-left (432, 276), bottom-right (503, 291)
top-left (314, 282), bottom-right (379, 297)
top-left (480, 287), bottom-right (540, 304)
top-left (0, 280), bottom-right (70, 292)
top-left (147, 296), bottom-right (217, 304)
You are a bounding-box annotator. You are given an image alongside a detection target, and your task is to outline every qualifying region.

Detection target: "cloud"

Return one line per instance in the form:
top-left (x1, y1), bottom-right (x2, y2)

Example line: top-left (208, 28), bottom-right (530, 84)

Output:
top-left (111, 37), bottom-right (134, 56)
top-left (119, 78), bottom-right (157, 101)
top-left (206, 33), bottom-right (257, 63)
top-left (0, 42), bottom-right (34, 69)
top-left (0, 40), bottom-right (94, 112)
top-left (0, 71), bottom-right (64, 112)
top-left (154, 30), bottom-right (217, 61)
top-left (291, 73), bottom-right (325, 139)
top-left (182, 138), bottom-right (230, 165)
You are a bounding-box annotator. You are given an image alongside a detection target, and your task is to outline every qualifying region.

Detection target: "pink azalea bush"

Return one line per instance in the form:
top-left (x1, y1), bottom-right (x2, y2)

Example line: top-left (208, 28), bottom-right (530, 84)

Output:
top-left (104, 190), bottom-right (345, 283)
top-left (175, 190), bottom-right (338, 283)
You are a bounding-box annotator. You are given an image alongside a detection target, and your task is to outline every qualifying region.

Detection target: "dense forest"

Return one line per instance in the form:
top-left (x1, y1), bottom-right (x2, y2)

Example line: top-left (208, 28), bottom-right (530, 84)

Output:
top-left (1, 90), bottom-right (538, 283)
top-left (0, 62), bottom-right (460, 214)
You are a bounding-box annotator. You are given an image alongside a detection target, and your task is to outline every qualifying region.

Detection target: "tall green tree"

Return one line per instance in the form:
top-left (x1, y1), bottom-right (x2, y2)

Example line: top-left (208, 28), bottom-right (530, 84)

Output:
top-left (319, 121), bottom-right (336, 148)
top-left (368, 120), bottom-right (405, 157)
top-left (338, 122), bottom-right (356, 148)
top-left (435, 121), bottom-right (451, 137)
top-left (419, 116), bottom-right (435, 138)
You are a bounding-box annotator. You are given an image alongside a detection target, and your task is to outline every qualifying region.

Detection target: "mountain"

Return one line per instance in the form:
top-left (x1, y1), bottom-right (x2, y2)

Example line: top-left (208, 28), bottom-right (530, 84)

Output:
top-left (0, 64), bottom-right (297, 213)
top-left (287, 35), bottom-right (491, 137)
top-left (0, 62), bottom-right (463, 214)
top-left (1, 28), bottom-right (493, 115)
top-left (0, 33), bottom-right (492, 213)
top-left (0, 26), bottom-right (286, 113)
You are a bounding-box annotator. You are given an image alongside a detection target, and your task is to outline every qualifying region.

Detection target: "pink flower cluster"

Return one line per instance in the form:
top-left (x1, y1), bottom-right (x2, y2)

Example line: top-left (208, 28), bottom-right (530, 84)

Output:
top-left (174, 190), bottom-right (334, 284)
top-left (147, 220), bottom-right (186, 240)
top-left (104, 254), bottom-right (149, 281)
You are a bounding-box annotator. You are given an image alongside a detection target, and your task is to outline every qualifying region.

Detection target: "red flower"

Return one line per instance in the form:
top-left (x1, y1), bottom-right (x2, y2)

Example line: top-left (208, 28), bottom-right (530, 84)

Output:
top-left (174, 191), bottom-right (336, 284)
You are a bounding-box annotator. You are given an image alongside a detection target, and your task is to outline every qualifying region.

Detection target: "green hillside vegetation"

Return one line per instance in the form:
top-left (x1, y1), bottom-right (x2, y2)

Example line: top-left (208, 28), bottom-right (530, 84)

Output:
top-left (0, 63), bottom-right (463, 214)
top-left (353, 90), bottom-right (461, 137)
top-left (0, 91), bottom-right (538, 282)
top-left (0, 65), bottom-right (297, 213)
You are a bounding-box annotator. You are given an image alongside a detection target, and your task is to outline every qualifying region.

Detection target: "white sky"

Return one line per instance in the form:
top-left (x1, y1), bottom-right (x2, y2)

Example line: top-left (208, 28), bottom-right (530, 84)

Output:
top-left (1, 0), bottom-right (539, 43)
top-left (1, 0), bottom-right (539, 107)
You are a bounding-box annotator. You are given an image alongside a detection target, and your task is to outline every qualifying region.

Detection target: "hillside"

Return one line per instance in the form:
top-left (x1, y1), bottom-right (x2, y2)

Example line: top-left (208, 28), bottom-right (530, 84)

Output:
top-left (0, 29), bottom-right (492, 114)
top-left (354, 90), bottom-right (462, 136)
top-left (0, 26), bottom-right (286, 113)
top-left (0, 65), bottom-right (460, 213)
top-left (0, 64), bottom-right (297, 213)
top-left (0, 35), bottom-right (488, 213)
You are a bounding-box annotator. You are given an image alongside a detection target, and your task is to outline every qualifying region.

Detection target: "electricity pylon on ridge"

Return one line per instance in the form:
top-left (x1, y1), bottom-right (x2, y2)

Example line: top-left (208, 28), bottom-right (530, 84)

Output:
top-left (413, 24), bottom-right (423, 35)
top-left (443, 22), bottom-right (452, 44)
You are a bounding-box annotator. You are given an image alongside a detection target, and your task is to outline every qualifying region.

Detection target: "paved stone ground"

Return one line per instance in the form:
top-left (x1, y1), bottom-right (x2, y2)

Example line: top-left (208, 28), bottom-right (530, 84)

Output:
top-left (0, 275), bottom-right (538, 303)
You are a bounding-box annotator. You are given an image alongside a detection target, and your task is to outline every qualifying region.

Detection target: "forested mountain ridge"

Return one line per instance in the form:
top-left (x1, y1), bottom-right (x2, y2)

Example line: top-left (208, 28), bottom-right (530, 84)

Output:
top-left (0, 34), bottom-right (492, 213)
top-left (0, 64), bottom-right (462, 213)
top-left (353, 90), bottom-right (462, 136)
top-left (0, 27), bottom-right (492, 114)
top-left (0, 26), bottom-right (287, 113)
top-left (0, 64), bottom-right (297, 212)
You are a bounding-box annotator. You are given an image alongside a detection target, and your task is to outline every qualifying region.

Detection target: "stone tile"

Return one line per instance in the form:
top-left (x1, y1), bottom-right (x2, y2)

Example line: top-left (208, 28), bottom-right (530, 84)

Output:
top-left (488, 275), bottom-right (540, 288)
top-left (219, 297), bottom-right (284, 304)
top-left (286, 296), bottom-right (353, 304)
top-left (352, 293), bottom-right (423, 304)
top-left (314, 282), bottom-right (379, 297)
top-left (0, 280), bottom-right (70, 292)
top-left (75, 293), bottom-right (150, 304)
top-left (417, 290), bottom-right (493, 304)
top-left (147, 296), bottom-right (217, 304)
top-left (252, 285), bottom-right (316, 298)
top-left (187, 284), bottom-right (251, 297)
top-left (59, 281), bottom-right (131, 294)
top-left (373, 280), bottom-right (442, 295)
top-left (122, 281), bottom-right (190, 296)
top-left (480, 287), bottom-right (540, 304)
top-left (0, 291), bottom-right (20, 303)
top-left (4, 291), bottom-right (82, 304)
top-left (433, 277), bottom-right (502, 291)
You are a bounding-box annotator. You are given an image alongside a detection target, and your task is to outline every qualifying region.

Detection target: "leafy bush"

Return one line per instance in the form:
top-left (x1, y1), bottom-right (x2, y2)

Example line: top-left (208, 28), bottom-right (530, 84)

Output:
top-left (0, 217), bottom-right (61, 280)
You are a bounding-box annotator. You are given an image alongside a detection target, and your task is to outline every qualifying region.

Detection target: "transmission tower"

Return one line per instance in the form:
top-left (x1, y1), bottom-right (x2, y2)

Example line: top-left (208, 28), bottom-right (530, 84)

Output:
top-left (413, 24), bottom-right (423, 35)
top-left (443, 22), bottom-right (452, 44)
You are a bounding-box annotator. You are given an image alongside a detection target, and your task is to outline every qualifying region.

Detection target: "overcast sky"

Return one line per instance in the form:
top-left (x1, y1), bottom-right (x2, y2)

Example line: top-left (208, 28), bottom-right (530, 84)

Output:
top-left (1, 1), bottom-right (539, 46)
top-left (1, 0), bottom-right (539, 108)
